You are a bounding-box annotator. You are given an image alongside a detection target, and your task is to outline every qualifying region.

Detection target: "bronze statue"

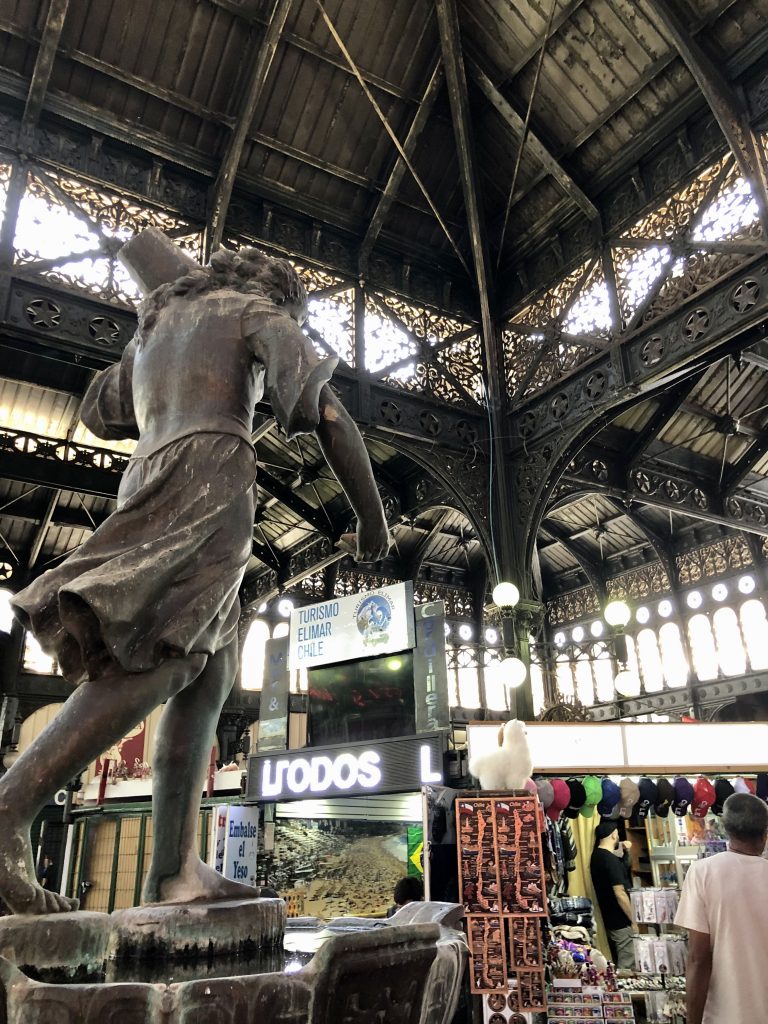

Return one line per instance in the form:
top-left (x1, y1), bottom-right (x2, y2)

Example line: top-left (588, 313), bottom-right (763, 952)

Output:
top-left (0, 229), bottom-right (390, 914)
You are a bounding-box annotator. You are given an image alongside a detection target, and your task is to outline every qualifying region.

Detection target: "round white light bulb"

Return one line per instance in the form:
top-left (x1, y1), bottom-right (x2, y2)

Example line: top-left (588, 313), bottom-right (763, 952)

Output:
top-left (604, 599), bottom-right (632, 628)
top-left (554, 631), bottom-right (566, 647)
top-left (492, 582), bottom-right (520, 608)
top-left (484, 627), bottom-right (499, 645)
top-left (277, 598), bottom-right (294, 617)
top-left (712, 583), bottom-right (728, 602)
top-left (458, 623), bottom-right (473, 642)
top-left (658, 599), bottom-right (673, 618)
top-left (572, 626), bottom-right (585, 643)
top-left (444, 623), bottom-right (452, 638)
top-left (500, 656), bottom-right (527, 688)
top-left (590, 620), bottom-right (604, 637)
top-left (686, 591), bottom-right (702, 610)
top-left (636, 606), bottom-right (650, 624)
top-left (738, 575), bottom-right (756, 595)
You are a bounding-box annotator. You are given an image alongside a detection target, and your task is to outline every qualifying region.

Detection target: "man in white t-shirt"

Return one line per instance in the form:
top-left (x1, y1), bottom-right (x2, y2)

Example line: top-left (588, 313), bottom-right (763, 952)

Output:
top-left (675, 792), bottom-right (768, 1024)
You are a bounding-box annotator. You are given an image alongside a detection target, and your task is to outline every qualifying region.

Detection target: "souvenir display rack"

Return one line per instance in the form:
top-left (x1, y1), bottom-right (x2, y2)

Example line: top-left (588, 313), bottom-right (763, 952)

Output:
top-left (547, 982), bottom-right (636, 1023)
top-left (457, 793), bottom-right (548, 1011)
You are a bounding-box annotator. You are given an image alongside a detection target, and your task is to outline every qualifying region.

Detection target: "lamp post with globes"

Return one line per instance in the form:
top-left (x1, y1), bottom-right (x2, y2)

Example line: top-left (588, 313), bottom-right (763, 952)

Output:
top-left (603, 599), bottom-right (640, 698)
top-left (490, 581), bottom-right (536, 719)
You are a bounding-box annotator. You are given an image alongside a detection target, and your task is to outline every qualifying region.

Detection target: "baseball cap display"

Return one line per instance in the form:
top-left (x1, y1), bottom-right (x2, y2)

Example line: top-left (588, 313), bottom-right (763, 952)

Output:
top-left (732, 777), bottom-right (755, 795)
top-left (672, 777), bottom-right (694, 817)
top-left (618, 777), bottom-right (641, 819)
top-left (535, 779), bottom-right (554, 811)
top-left (691, 777), bottom-right (716, 818)
top-left (634, 778), bottom-right (658, 821)
top-left (597, 777), bottom-right (621, 817)
top-left (757, 773), bottom-right (768, 802)
top-left (655, 777), bottom-right (675, 818)
top-left (564, 779), bottom-right (587, 819)
top-left (580, 775), bottom-right (602, 817)
top-left (713, 778), bottom-right (735, 814)
top-left (547, 778), bottom-right (571, 821)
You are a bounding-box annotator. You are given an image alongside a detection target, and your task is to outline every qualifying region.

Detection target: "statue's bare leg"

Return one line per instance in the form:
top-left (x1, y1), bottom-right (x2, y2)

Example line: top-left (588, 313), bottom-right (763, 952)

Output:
top-left (0, 652), bottom-right (207, 915)
top-left (142, 640), bottom-right (259, 904)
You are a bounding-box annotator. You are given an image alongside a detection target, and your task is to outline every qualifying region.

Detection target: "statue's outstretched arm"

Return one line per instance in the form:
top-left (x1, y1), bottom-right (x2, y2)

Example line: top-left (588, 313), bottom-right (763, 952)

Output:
top-left (316, 383), bottom-right (390, 563)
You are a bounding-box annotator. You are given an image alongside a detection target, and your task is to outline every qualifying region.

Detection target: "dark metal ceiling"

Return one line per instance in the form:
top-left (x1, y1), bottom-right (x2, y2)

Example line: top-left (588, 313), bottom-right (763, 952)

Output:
top-left (0, 0), bottom-right (766, 619)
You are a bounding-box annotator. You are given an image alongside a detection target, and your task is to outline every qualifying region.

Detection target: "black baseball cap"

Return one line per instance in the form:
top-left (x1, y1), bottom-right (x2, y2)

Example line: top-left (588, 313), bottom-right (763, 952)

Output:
top-left (636, 778), bottom-right (658, 821)
top-left (672, 777), bottom-right (694, 817)
top-left (713, 778), bottom-right (735, 815)
top-left (655, 777), bottom-right (674, 818)
top-left (563, 779), bottom-right (586, 819)
top-left (757, 773), bottom-right (768, 803)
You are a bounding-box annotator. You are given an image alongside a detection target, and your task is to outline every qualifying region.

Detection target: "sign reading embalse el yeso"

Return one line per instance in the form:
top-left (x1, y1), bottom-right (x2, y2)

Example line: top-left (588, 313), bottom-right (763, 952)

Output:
top-left (287, 581), bottom-right (414, 671)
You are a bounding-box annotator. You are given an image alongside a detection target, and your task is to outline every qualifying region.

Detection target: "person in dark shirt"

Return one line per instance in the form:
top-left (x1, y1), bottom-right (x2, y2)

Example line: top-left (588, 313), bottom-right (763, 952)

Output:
top-left (386, 876), bottom-right (424, 917)
top-left (590, 819), bottom-right (636, 968)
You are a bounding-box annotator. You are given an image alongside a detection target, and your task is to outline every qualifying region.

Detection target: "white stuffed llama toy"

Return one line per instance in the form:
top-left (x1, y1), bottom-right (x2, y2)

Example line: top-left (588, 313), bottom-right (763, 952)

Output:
top-left (469, 719), bottom-right (533, 791)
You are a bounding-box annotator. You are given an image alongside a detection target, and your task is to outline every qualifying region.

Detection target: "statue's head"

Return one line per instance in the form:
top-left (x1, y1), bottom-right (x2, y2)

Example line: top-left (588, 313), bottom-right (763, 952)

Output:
top-left (208, 247), bottom-right (308, 325)
top-left (137, 244), bottom-right (309, 342)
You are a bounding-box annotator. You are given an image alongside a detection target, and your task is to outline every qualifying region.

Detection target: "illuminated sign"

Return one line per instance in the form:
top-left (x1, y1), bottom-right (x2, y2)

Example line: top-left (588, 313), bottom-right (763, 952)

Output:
top-left (467, 721), bottom-right (768, 773)
top-left (246, 732), bottom-right (445, 801)
top-left (288, 581), bottom-right (415, 670)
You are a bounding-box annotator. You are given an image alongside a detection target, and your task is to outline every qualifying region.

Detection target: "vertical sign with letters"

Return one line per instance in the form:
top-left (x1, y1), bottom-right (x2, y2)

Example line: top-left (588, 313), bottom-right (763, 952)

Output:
top-left (413, 601), bottom-right (450, 734)
top-left (256, 636), bottom-right (290, 752)
top-left (222, 805), bottom-right (259, 885)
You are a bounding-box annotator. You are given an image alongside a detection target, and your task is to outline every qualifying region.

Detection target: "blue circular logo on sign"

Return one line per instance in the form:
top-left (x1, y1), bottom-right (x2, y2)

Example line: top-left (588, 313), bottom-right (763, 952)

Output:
top-left (356, 595), bottom-right (392, 645)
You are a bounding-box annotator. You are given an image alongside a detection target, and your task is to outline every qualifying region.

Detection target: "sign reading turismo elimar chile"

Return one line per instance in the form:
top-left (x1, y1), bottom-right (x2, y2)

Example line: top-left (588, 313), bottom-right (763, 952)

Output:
top-left (287, 581), bottom-right (415, 671)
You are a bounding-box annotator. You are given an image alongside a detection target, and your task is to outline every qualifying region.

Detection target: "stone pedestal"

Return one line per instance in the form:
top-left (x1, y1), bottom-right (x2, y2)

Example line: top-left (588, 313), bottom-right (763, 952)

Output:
top-left (108, 897), bottom-right (285, 961)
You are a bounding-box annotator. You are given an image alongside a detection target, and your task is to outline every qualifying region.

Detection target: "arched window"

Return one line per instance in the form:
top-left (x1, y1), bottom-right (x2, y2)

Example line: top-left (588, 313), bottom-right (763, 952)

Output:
top-left (22, 631), bottom-right (57, 675)
top-left (574, 655), bottom-right (594, 706)
top-left (712, 607), bottom-right (746, 676)
top-left (240, 619), bottom-right (269, 691)
top-left (483, 651), bottom-right (508, 712)
top-left (687, 614), bottom-right (719, 681)
top-left (739, 599), bottom-right (768, 671)
top-left (529, 659), bottom-right (545, 717)
top-left (658, 622), bottom-right (688, 688)
top-left (637, 629), bottom-right (664, 692)
top-left (555, 655), bottom-right (575, 700)
top-left (456, 646), bottom-right (480, 708)
top-left (592, 645), bottom-right (615, 703)
top-left (0, 589), bottom-right (13, 633)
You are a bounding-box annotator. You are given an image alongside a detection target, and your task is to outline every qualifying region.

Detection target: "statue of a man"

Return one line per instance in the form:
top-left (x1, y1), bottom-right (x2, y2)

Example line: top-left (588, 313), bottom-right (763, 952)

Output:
top-left (0, 231), bottom-right (389, 914)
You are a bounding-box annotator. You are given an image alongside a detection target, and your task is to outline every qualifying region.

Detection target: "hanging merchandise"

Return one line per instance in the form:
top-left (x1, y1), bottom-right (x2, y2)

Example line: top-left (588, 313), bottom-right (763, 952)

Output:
top-left (457, 795), bottom-right (548, 1009)
top-left (597, 778), bottom-right (621, 818)
top-left (690, 778), bottom-right (715, 818)
top-left (617, 778), bottom-right (640, 819)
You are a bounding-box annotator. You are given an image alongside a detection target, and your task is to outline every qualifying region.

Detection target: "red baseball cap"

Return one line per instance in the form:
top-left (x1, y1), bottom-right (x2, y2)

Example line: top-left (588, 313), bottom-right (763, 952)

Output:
top-left (691, 777), bottom-right (715, 818)
top-left (547, 778), bottom-right (571, 821)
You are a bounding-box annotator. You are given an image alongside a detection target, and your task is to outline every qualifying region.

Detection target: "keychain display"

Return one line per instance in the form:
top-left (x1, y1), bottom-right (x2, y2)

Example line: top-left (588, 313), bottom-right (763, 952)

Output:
top-left (457, 795), bottom-right (548, 1008)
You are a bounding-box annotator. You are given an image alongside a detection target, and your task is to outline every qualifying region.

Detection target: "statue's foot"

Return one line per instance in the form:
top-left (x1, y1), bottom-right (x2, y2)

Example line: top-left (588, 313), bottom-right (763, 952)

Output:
top-left (143, 857), bottom-right (264, 905)
top-left (0, 818), bottom-right (78, 915)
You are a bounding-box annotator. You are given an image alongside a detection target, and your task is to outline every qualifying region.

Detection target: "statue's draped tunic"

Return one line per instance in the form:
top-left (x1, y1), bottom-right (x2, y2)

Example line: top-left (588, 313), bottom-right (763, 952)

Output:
top-left (12, 289), bottom-right (335, 684)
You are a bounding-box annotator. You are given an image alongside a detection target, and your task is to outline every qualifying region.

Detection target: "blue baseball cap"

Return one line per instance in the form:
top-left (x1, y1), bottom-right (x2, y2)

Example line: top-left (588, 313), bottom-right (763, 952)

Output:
top-left (597, 778), bottom-right (621, 817)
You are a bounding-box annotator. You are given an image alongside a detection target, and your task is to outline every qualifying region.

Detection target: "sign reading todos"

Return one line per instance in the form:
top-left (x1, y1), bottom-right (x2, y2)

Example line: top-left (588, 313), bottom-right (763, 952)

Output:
top-left (247, 733), bottom-right (445, 802)
top-left (287, 581), bottom-right (415, 671)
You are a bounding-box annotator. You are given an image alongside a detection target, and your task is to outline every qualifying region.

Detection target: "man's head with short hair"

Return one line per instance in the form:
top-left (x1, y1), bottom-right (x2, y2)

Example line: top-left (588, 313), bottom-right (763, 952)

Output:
top-left (593, 819), bottom-right (619, 848)
top-left (722, 792), bottom-right (768, 847)
top-left (393, 876), bottom-right (424, 907)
